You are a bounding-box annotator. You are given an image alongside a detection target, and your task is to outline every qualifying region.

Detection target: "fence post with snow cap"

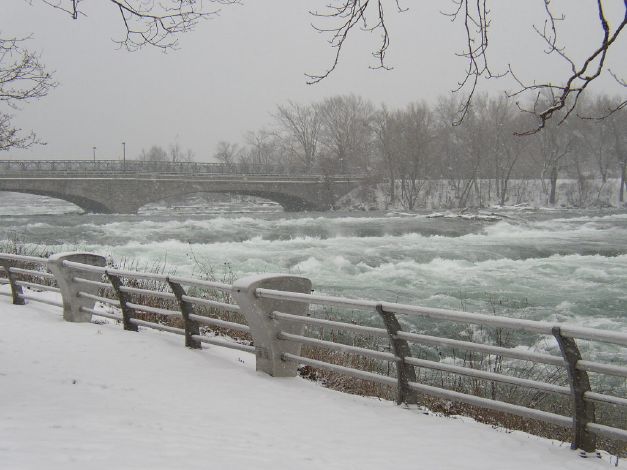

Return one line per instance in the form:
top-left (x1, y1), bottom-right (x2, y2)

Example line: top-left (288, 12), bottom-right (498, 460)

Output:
top-left (47, 252), bottom-right (107, 322)
top-left (232, 274), bottom-right (312, 377)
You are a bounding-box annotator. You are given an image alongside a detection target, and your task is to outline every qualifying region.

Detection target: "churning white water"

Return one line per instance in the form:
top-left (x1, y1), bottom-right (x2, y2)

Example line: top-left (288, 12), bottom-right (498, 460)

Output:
top-left (1, 192), bottom-right (626, 337)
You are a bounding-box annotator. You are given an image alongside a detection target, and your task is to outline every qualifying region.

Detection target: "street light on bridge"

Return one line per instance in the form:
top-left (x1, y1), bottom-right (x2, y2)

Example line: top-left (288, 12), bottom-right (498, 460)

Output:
top-left (122, 141), bottom-right (126, 172)
top-left (92, 146), bottom-right (96, 162)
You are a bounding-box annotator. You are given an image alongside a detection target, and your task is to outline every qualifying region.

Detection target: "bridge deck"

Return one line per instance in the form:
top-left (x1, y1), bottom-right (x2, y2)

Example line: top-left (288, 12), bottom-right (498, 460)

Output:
top-left (0, 164), bottom-right (361, 213)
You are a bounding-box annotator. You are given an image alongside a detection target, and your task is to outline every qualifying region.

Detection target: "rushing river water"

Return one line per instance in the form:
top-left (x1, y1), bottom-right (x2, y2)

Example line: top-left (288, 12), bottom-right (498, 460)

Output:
top-left (1, 191), bottom-right (626, 342)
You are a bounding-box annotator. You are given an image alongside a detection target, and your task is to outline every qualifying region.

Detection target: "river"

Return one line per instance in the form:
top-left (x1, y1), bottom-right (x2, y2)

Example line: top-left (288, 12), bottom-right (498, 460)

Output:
top-left (1, 191), bottom-right (626, 341)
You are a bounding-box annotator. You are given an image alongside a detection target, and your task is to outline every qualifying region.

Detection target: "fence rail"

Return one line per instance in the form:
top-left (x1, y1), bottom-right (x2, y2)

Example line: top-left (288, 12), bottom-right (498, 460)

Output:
top-left (1, 250), bottom-right (626, 454)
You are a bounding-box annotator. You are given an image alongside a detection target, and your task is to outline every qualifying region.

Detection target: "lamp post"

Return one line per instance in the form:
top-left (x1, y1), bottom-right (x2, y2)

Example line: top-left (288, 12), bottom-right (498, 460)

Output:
top-left (122, 141), bottom-right (126, 172)
top-left (92, 146), bottom-right (96, 162)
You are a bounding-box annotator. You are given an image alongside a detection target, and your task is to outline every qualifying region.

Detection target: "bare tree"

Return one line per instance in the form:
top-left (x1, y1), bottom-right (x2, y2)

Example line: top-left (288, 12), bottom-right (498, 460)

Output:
top-left (169, 141), bottom-right (194, 162)
top-left (372, 106), bottom-right (397, 203)
top-left (37, 0), bottom-right (240, 51)
top-left (569, 95), bottom-right (610, 184)
top-left (0, 35), bottom-right (56, 151)
top-left (243, 130), bottom-right (280, 167)
top-left (534, 110), bottom-right (576, 206)
top-left (308, 1), bottom-right (626, 131)
top-left (139, 145), bottom-right (168, 161)
top-left (609, 107), bottom-right (627, 203)
top-left (433, 95), bottom-right (466, 206)
top-left (396, 102), bottom-right (434, 210)
top-left (1, 1), bottom-right (240, 151)
top-left (318, 94), bottom-right (374, 174)
top-left (483, 97), bottom-right (532, 206)
top-left (579, 95), bottom-right (626, 203)
top-left (456, 96), bottom-right (492, 208)
top-left (430, 94), bottom-right (492, 208)
top-left (213, 141), bottom-right (242, 165)
top-left (274, 101), bottom-right (321, 173)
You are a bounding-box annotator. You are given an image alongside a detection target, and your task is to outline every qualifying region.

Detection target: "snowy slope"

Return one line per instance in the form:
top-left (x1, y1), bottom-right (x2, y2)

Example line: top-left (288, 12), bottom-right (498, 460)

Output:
top-left (0, 293), bottom-right (621, 469)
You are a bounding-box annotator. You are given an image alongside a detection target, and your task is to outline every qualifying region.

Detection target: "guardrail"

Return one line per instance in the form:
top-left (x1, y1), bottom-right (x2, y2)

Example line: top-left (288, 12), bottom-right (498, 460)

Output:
top-left (1, 251), bottom-right (625, 454)
top-left (0, 160), bottom-right (361, 178)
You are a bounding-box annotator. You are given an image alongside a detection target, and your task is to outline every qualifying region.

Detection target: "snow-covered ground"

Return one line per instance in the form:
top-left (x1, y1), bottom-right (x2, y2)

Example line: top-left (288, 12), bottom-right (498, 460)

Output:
top-left (339, 178), bottom-right (625, 211)
top-left (0, 292), bottom-right (622, 469)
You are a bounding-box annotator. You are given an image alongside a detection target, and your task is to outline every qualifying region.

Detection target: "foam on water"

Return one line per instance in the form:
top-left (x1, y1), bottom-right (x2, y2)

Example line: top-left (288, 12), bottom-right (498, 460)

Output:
top-left (1, 191), bottom-right (626, 336)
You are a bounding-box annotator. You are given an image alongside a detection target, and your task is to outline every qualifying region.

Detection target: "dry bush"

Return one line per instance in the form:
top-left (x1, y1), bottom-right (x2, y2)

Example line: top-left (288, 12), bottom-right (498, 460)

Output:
top-left (292, 309), bottom-right (626, 456)
top-left (99, 257), bottom-right (252, 345)
top-left (0, 238), bottom-right (57, 288)
top-left (299, 345), bottom-right (395, 399)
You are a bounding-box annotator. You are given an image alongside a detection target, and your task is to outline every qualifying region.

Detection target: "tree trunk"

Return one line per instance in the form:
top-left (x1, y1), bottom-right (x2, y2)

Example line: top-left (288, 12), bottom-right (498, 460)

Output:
top-left (620, 159), bottom-right (626, 204)
top-left (388, 166), bottom-right (395, 203)
top-left (499, 179), bottom-right (509, 206)
top-left (549, 165), bottom-right (558, 206)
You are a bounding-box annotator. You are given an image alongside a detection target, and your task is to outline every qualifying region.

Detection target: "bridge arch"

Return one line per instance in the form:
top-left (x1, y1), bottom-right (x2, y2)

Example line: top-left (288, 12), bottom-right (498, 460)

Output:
top-left (0, 189), bottom-right (111, 214)
top-left (136, 190), bottom-right (322, 213)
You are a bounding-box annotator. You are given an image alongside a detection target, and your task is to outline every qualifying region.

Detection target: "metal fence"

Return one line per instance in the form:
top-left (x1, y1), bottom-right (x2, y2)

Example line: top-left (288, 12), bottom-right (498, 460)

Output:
top-left (1, 251), bottom-right (625, 453)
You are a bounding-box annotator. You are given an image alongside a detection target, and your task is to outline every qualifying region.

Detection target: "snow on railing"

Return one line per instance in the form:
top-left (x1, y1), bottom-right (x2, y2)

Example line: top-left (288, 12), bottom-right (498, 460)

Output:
top-left (1, 251), bottom-right (626, 453)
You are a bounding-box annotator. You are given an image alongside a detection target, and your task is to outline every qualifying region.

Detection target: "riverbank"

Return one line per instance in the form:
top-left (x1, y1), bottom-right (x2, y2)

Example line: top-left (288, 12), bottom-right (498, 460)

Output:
top-left (337, 178), bottom-right (626, 212)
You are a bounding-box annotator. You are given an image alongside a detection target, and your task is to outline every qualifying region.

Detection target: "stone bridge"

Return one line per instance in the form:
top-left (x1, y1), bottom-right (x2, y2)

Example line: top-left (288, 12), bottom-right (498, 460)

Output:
top-left (0, 160), bottom-right (361, 213)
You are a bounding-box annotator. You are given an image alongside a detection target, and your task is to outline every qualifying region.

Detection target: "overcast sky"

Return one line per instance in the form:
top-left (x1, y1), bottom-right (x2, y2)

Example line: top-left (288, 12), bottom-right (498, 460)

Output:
top-left (3, 0), bottom-right (626, 162)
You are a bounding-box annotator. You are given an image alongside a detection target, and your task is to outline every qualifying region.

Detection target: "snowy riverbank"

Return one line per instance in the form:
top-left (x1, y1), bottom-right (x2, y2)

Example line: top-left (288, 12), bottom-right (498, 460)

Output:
top-left (338, 178), bottom-right (626, 212)
top-left (0, 290), bottom-right (622, 469)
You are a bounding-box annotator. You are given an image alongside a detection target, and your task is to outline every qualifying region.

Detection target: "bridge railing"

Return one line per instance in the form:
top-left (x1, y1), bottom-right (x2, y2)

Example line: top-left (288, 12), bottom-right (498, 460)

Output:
top-left (1, 250), bottom-right (626, 454)
top-left (0, 160), bottom-right (361, 177)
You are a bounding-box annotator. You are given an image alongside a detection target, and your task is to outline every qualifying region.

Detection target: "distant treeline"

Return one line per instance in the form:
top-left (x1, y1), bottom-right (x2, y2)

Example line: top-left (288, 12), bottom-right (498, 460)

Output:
top-left (142, 93), bottom-right (627, 209)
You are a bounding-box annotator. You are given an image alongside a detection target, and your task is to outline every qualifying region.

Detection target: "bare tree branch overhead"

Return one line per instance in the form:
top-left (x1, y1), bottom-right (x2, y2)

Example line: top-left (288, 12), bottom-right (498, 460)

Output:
top-left (441, 0), bottom-right (506, 126)
top-left (0, 35), bottom-right (57, 150)
top-left (306, 0), bottom-right (407, 84)
top-left (0, 36), bottom-right (55, 106)
top-left (4, 0), bottom-right (624, 149)
top-left (309, 1), bottom-right (626, 132)
top-left (509, 0), bottom-right (627, 135)
top-left (35, 0), bottom-right (241, 51)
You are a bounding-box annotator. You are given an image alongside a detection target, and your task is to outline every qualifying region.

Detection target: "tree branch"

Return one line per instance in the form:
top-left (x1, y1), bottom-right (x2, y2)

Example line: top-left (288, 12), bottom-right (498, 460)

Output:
top-left (0, 36), bottom-right (57, 107)
top-left (510, 0), bottom-right (626, 135)
top-left (306, 0), bottom-right (406, 84)
top-left (37, 0), bottom-right (241, 51)
top-left (0, 35), bottom-right (56, 151)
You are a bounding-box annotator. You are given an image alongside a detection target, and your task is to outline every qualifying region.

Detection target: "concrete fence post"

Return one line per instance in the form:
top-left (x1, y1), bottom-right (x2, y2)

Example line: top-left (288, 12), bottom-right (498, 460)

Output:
top-left (47, 252), bottom-right (107, 322)
top-left (232, 274), bottom-right (312, 377)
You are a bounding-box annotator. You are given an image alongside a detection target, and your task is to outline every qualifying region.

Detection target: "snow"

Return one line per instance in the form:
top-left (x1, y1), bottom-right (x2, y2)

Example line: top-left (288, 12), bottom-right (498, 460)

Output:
top-left (338, 178), bottom-right (625, 211)
top-left (0, 291), bottom-right (621, 469)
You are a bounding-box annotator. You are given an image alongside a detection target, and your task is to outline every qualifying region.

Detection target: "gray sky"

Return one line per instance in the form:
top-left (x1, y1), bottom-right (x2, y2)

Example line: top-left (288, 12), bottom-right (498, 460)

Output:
top-left (3, 0), bottom-right (626, 162)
